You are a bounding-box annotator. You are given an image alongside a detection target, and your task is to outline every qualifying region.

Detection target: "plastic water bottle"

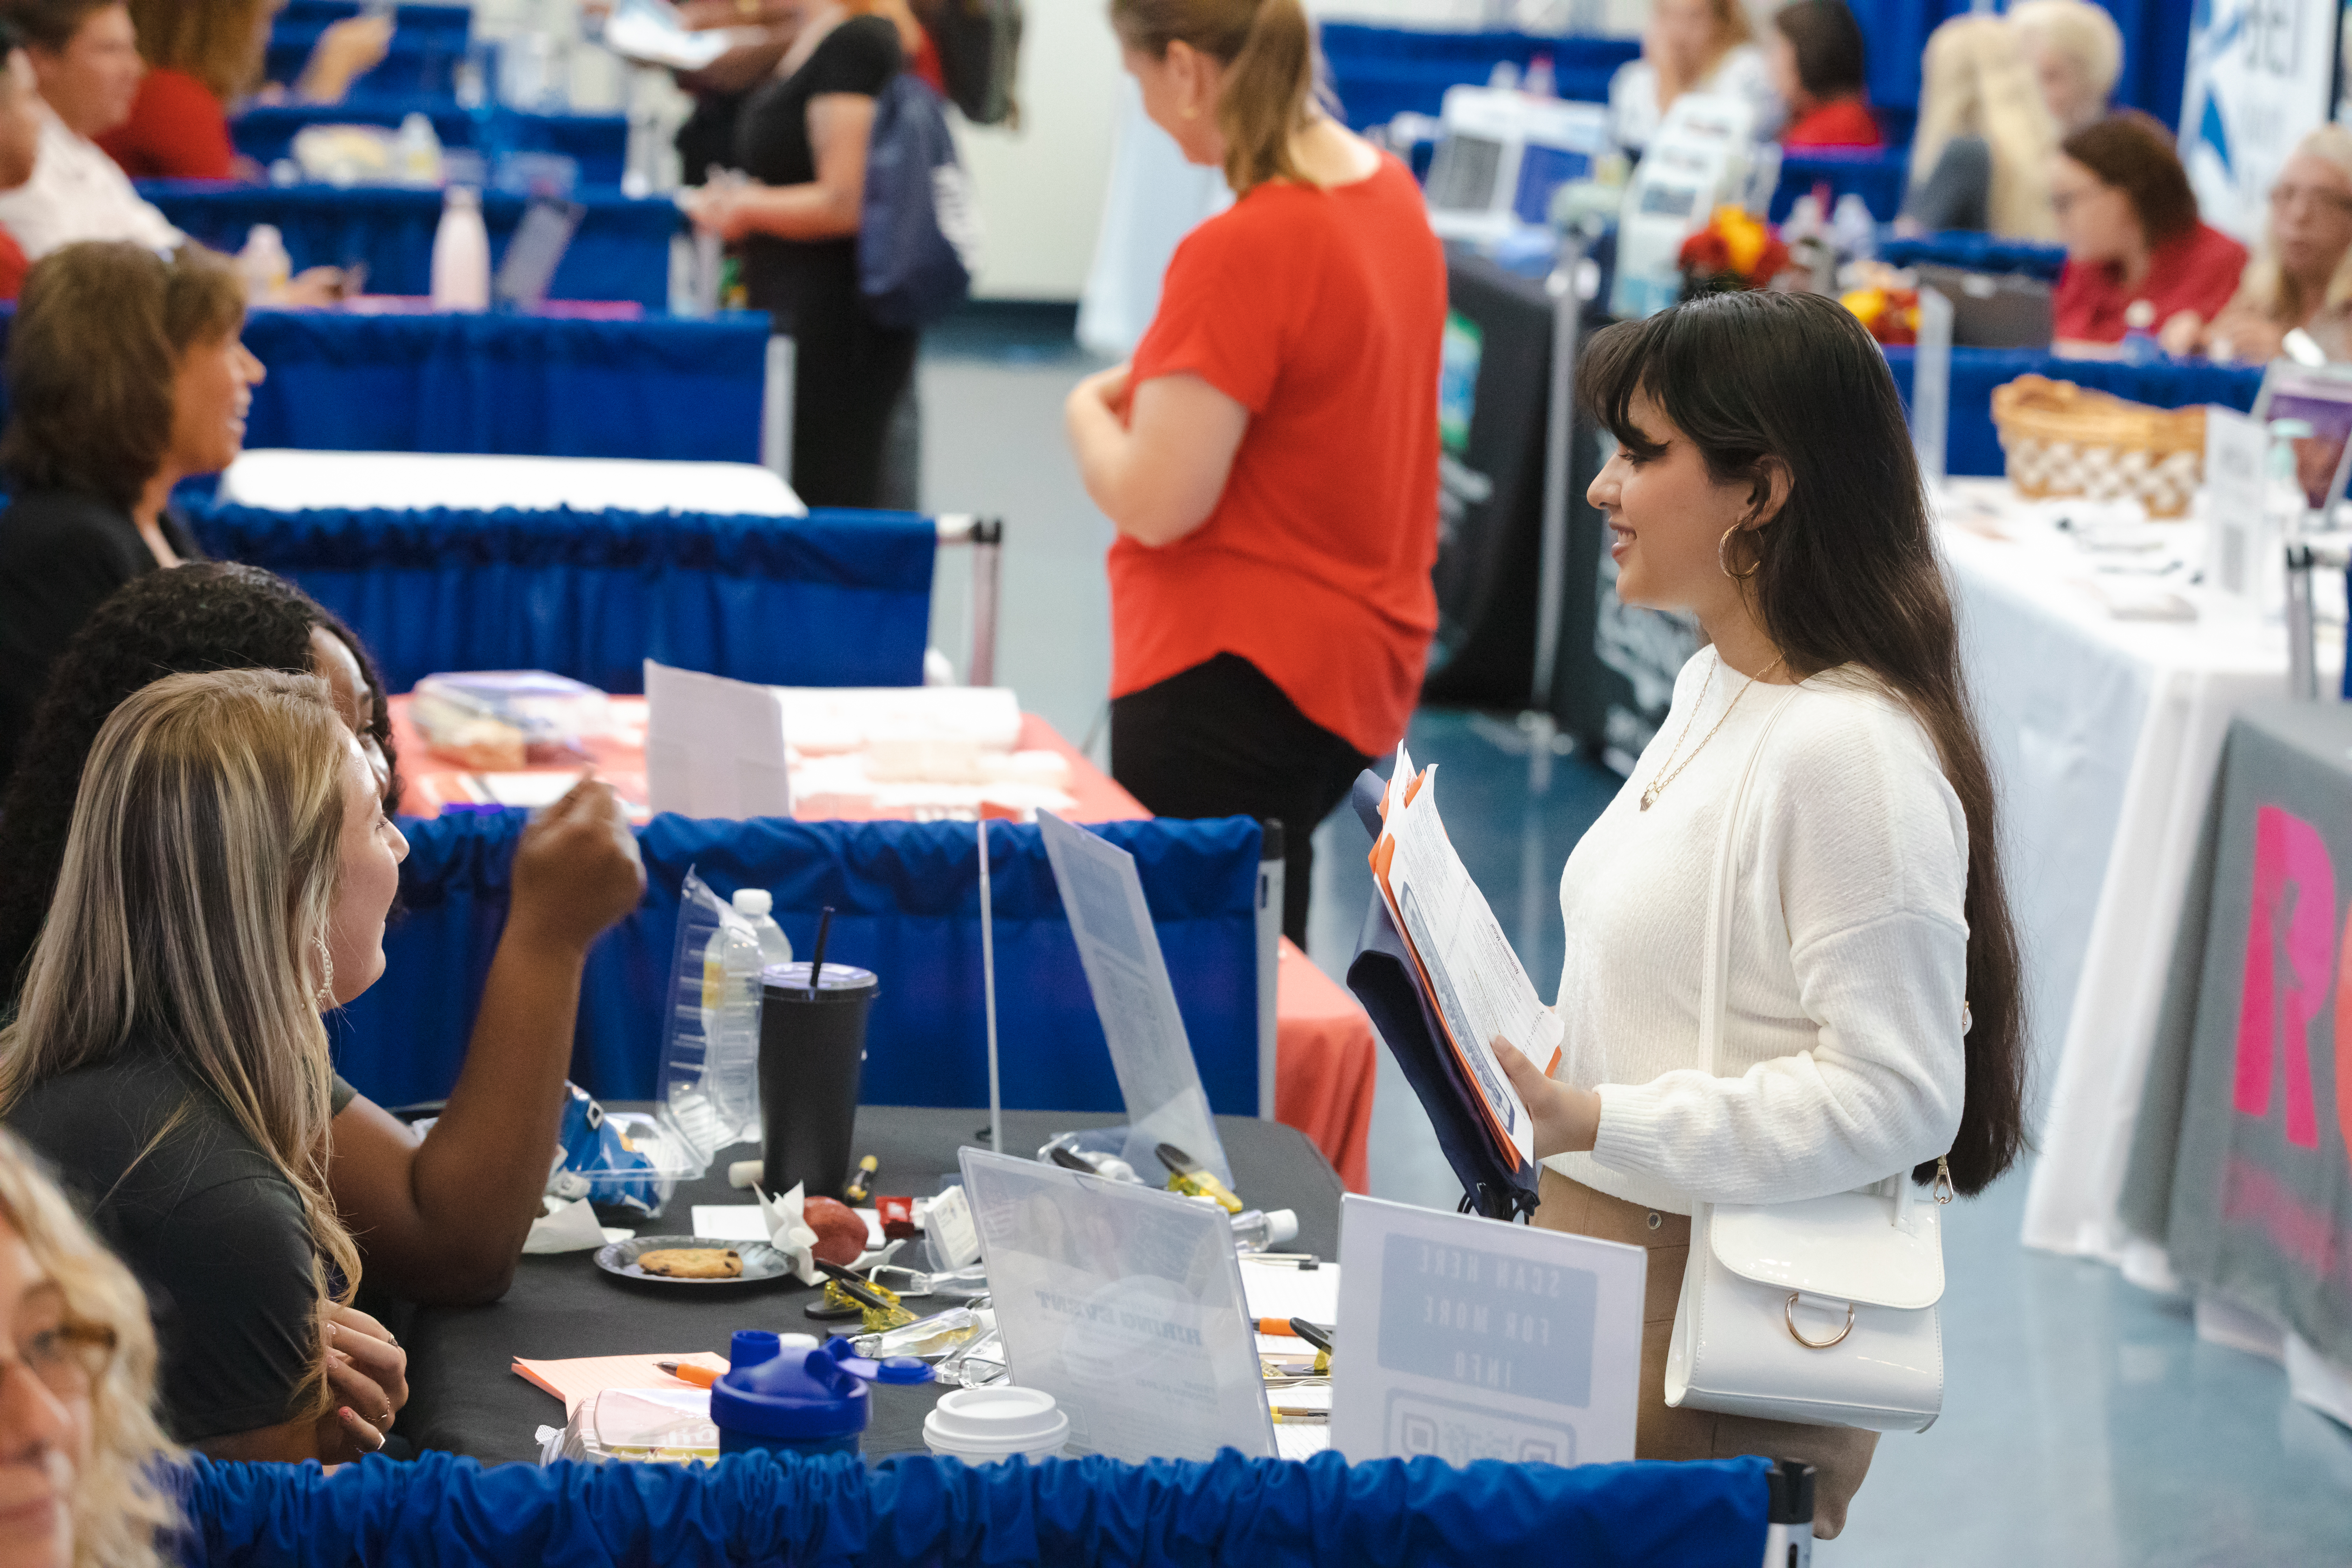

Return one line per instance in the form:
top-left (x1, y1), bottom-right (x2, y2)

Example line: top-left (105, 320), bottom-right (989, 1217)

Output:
top-left (1521, 52), bottom-right (1556, 98)
top-left (1829, 192), bottom-right (1876, 264)
top-left (1230, 1208), bottom-right (1299, 1253)
top-left (734, 889), bottom-right (793, 971)
top-left (395, 111), bottom-right (442, 186)
top-left (235, 224), bottom-right (289, 303)
top-left (2120, 299), bottom-right (2160, 364)
top-left (430, 186), bottom-right (491, 311)
top-left (701, 908), bottom-right (768, 1146)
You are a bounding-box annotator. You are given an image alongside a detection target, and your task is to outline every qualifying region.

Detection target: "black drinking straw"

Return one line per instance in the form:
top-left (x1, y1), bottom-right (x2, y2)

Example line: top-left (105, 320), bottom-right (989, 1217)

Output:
top-left (806, 905), bottom-right (835, 996)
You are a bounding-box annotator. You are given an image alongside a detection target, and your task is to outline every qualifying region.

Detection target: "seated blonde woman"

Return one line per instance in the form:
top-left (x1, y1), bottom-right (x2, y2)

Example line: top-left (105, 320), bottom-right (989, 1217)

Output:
top-left (0, 669), bottom-right (406, 1464)
top-left (1899, 14), bottom-right (2059, 239)
top-left (2160, 125), bottom-right (2352, 362)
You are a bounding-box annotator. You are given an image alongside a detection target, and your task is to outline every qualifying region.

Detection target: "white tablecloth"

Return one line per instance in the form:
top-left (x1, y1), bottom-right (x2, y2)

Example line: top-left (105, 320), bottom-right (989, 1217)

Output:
top-left (1935, 481), bottom-right (2340, 1266)
top-left (218, 450), bottom-right (806, 516)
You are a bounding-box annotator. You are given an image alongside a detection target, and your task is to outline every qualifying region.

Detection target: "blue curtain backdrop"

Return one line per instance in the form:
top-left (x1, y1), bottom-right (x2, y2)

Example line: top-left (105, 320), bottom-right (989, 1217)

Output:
top-left (331, 813), bottom-right (1265, 1116)
top-left (184, 501), bottom-right (936, 693)
top-left (230, 101), bottom-right (629, 184)
top-left (1321, 1), bottom-right (2189, 137)
top-left (0, 307), bottom-right (769, 461)
top-left (145, 183), bottom-right (679, 310)
top-left (182, 1449), bottom-right (1776, 1568)
top-left (1882, 346), bottom-right (2262, 477)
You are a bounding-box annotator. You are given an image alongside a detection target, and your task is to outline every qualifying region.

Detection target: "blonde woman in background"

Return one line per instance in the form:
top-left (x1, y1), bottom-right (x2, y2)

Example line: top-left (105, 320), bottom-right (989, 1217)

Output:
top-left (0, 669), bottom-right (408, 1464)
top-left (1607, 0), bottom-right (1779, 154)
top-left (2161, 125), bottom-right (2352, 362)
top-left (0, 1127), bottom-right (180, 1568)
top-left (1899, 13), bottom-right (2059, 239)
top-left (2008, 0), bottom-right (2120, 133)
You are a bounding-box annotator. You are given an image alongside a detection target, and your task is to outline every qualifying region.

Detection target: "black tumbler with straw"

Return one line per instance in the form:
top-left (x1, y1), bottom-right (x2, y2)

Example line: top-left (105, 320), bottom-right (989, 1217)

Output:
top-left (758, 906), bottom-right (878, 1200)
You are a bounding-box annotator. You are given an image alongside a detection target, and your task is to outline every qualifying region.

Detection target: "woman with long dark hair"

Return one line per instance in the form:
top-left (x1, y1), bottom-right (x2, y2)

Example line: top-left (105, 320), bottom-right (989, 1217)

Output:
top-left (1497, 290), bottom-right (2028, 1539)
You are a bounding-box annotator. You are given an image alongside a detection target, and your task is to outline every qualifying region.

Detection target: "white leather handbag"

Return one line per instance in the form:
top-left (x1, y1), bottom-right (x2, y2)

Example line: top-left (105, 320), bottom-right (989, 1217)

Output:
top-left (1660, 687), bottom-right (1951, 1435)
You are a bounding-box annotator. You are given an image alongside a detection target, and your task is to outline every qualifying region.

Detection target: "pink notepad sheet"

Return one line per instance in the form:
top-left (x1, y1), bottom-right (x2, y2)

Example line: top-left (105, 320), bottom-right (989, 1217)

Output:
top-left (512, 1351), bottom-right (728, 1415)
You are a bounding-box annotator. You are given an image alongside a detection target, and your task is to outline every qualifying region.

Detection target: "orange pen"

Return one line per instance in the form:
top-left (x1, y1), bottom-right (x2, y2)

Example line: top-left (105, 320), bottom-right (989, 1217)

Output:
top-left (655, 1359), bottom-right (720, 1388)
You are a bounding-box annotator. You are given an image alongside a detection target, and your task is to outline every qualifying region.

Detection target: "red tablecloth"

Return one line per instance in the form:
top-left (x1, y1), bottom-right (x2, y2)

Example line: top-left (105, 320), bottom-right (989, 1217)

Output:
top-left (386, 692), bottom-right (1377, 1193)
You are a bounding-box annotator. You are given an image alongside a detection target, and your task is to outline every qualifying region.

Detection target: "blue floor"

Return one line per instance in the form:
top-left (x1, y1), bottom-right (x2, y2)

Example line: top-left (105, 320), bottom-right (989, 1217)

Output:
top-left (927, 321), bottom-right (2352, 1563)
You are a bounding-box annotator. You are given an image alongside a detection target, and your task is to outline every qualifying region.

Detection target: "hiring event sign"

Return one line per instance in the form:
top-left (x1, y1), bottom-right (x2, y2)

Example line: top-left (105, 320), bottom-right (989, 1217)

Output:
top-left (1328, 1194), bottom-right (1643, 1465)
top-left (2179, 0), bottom-right (2339, 241)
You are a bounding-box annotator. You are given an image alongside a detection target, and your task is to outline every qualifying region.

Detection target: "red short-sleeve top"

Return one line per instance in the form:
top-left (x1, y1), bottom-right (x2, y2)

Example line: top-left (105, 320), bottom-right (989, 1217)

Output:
top-left (98, 68), bottom-right (236, 181)
top-left (1115, 154), bottom-right (1445, 758)
top-left (2052, 221), bottom-right (2250, 343)
top-left (1782, 97), bottom-right (1881, 148)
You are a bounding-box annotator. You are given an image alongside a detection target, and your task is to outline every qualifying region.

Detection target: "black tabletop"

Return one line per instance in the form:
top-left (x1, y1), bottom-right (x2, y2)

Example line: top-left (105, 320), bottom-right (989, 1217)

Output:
top-left (397, 1107), bottom-right (1343, 1464)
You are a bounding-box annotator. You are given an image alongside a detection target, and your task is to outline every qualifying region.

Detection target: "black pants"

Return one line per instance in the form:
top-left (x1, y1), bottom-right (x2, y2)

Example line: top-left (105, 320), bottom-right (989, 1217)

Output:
top-left (791, 307), bottom-right (919, 510)
top-left (1111, 653), bottom-right (1372, 950)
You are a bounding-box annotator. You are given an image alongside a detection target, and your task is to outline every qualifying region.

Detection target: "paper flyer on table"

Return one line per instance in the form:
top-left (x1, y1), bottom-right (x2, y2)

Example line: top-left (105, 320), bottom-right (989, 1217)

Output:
top-left (1370, 746), bottom-right (1559, 1172)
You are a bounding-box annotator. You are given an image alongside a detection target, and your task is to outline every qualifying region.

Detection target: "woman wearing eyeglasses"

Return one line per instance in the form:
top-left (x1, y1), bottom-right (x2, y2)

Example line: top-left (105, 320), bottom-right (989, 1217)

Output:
top-left (2160, 126), bottom-right (2352, 362)
top-left (2047, 111), bottom-right (2246, 350)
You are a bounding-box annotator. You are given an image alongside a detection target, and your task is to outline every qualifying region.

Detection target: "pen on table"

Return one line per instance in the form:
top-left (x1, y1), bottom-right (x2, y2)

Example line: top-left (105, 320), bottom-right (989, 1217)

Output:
top-left (656, 1360), bottom-right (720, 1388)
top-left (1250, 1317), bottom-right (1336, 1343)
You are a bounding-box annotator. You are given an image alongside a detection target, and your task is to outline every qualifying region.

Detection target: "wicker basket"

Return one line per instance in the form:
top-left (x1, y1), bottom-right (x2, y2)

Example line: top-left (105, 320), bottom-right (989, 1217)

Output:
top-left (1990, 374), bottom-right (2206, 518)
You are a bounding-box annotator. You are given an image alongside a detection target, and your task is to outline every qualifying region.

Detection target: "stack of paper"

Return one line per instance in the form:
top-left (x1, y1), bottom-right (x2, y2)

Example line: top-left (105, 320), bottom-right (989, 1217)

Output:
top-left (1368, 746), bottom-right (1561, 1174)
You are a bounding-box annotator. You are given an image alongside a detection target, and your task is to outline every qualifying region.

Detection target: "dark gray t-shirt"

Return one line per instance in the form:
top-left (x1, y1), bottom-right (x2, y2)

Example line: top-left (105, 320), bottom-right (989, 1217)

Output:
top-left (1903, 135), bottom-right (1993, 233)
top-left (10, 1049), bottom-right (325, 1442)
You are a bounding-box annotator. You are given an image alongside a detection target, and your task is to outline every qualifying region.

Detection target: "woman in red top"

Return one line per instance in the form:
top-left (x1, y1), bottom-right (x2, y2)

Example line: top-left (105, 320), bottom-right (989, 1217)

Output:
top-left (0, 24), bottom-right (48, 299)
top-left (100, 0), bottom-right (388, 181)
top-left (1064, 0), bottom-right (1443, 946)
top-left (1768, 0), bottom-right (1879, 148)
top-left (2050, 111), bottom-right (2247, 347)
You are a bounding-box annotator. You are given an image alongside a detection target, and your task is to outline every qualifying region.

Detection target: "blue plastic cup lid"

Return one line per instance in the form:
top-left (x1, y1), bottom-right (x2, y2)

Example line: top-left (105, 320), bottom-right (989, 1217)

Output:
top-left (710, 1342), bottom-right (871, 1441)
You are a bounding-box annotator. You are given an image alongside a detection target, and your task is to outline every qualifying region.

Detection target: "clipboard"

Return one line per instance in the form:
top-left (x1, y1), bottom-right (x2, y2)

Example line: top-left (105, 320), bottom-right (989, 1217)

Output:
top-left (1344, 772), bottom-right (1541, 1221)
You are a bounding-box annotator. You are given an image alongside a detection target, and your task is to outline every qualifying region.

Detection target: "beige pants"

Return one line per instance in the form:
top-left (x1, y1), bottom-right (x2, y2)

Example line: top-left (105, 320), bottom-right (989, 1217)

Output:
top-left (1533, 1168), bottom-right (1878, 1540)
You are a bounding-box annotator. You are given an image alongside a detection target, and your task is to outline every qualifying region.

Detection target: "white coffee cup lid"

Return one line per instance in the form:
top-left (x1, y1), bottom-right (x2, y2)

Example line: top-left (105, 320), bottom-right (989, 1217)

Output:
top-left (923, 1385), bottom-right (1070, 1460)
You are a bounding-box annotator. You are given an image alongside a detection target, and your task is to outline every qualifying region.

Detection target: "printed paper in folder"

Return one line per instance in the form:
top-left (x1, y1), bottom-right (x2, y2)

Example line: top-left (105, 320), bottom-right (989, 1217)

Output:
top-left (1370, 744), bottom-right (1561, 1172)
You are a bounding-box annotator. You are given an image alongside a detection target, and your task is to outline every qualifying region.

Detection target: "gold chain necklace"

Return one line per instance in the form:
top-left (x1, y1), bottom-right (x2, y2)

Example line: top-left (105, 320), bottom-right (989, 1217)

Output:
top-left (1639, 654), bottom-right (1785, 812)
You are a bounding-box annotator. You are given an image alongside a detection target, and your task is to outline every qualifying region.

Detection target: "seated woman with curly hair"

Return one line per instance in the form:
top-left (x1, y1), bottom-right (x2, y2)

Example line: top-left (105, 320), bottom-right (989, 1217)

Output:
top-left (0, 565), bottom-right (646, 1346)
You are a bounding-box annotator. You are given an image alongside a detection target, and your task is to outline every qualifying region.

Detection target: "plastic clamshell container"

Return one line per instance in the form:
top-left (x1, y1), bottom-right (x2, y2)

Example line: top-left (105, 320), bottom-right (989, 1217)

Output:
top-left (566, 1110), bottom-right (707, 1218)
top-left (923, 1386), bottom-right (1070, 1465)
top-left (412, 669), bottom-right (612, 766)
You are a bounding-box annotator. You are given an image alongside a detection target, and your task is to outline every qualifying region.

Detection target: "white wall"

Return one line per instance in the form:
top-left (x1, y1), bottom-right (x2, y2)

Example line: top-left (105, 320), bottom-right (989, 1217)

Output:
top-left (950, 0), bottom-right (1125, 300)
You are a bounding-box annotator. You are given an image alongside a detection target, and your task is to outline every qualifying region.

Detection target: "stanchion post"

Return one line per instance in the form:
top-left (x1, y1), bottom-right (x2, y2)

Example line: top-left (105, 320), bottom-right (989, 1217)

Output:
top-left (978, 816), bottom-right (1002, 1153)
top-left (2287, 542), bottom-right (2319, 700)
top-left (970, 517), bottom-right (1003, 688)
top-left (1762, 1458), bottom-right (1815, 1567)
top-left (761, 335), bottom-right (794, 482)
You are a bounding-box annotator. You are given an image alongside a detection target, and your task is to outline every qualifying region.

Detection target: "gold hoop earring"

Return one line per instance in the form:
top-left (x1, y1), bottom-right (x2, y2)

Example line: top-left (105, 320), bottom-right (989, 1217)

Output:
top-left (1719, 524), bottom-right (1759, 580)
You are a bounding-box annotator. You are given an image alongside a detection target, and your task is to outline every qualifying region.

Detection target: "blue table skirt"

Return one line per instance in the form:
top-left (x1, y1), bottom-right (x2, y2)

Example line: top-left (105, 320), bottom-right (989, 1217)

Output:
top-left (1883, 346), bottom-right (2265, 478)
top-left (186, 500), bottom-right (936, 694)
top-left (1319, 26), bottom-right (1637, 130)
top-left (143, 181), bottom-right (679, 309)
top-left (1771, 146), bottom-right (1910, 223)
top-left (335, 813), bottom-right (1266, 1117)
top-left (266, 21), bottom-right (470, 100)
top-left (1882, 231), bottom-right (2068, 282)
top-left (182, 1449), bottom-right (1775, 1568)
top-left (0, 307), bottom-right (770, 460)
top-left (232, 98), bottom-right (629, 186)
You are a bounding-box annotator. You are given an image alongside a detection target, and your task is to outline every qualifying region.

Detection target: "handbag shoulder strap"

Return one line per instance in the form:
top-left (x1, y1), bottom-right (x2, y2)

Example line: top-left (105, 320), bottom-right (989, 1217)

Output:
top-left (1696, 679), bottom-right (1804, 1076)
